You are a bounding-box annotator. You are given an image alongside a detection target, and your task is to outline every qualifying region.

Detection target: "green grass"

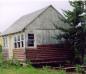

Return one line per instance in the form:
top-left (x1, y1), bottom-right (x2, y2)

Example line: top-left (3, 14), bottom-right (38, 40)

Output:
top-left (0, 67), bottom-right (66, 74)
top-left (0, 48), bottom-right (66, 74)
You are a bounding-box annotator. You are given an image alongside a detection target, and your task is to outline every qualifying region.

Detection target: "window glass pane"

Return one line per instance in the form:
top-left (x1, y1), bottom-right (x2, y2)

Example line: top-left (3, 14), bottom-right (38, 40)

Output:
top-left (6, 37), bottom-right (8, 47)
top-left (28, 34), bottom-right (34, 39)
top-left (28, 40), bottom-right (34, 44)
top-left (3, 37), bottom-right (8, 47)
top-left (3, 38), bottom-right (5, 47)
top-left (21, 41), bottom-right (24, 47)
top-left (14, 43), bottom-right (17, 48)
top-left (28, 43), bottom-right (34, 46)
top-left (18, 35), bottom-right (20, 41)
top-left (14, 36), bottom-right (17, 42)
top-left (21, 34), bottom-right (24, 40)
top-left (17, 42), bottom-right (20, 48)
top-left (28, 34), bottom-right (34, 37)
top-left (28, 34), bottom-right (34, 46)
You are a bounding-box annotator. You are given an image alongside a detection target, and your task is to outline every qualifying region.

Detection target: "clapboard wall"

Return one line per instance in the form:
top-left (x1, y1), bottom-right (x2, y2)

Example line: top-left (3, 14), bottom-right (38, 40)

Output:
top-left (26, 44), bottom-right (74, 65)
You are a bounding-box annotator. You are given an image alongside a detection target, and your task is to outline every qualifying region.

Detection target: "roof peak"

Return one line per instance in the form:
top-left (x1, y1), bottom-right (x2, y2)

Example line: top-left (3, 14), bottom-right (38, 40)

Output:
top-left (2, 5), bottom-right (57, 35)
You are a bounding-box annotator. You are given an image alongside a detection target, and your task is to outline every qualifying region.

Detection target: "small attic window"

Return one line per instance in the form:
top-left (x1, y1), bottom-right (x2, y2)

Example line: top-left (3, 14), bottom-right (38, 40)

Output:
top-left (27, 34), bottom-right (34, 47)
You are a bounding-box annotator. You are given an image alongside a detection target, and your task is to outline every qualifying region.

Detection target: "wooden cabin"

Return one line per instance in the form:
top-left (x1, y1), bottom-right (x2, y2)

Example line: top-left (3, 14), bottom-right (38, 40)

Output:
top-left (0, 32), bottom-right (2, 52)
top-left (2, 5), bottom-right (74, 65)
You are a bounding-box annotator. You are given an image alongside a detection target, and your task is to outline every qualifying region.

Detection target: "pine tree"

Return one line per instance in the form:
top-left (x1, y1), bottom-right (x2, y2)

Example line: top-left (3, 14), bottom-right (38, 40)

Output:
top-left (55, 1), bottom-right (86, 64)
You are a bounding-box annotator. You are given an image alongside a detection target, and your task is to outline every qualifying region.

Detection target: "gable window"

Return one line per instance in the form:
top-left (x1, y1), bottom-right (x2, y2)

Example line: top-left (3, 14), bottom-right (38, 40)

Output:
top-left (28, 34), bottom-right (34, 47)
top-left (14, 34), bottom-right (24, 48)
top-left (3, 36), bottom-right (8, 48)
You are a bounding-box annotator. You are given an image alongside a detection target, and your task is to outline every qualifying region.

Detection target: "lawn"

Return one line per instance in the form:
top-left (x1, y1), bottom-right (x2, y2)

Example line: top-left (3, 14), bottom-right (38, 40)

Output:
top-left (0, 67), bottom-right (67, 74)
top-left (0, 51), bottom-right (83, 74)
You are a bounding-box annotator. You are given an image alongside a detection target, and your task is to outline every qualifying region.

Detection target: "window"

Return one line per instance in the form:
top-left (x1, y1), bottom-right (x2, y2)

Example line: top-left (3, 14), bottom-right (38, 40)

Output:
top-left (14, 36), bottom-right (17, 48)
top-left (21, 34), bottom-right (24, 47)
top-left (14, 34), bottom-right (24, 48)
top-left (3, 36), bottom-right (8, 47)
top-left (28, 34), bottom-right (34, 46)
top-left (17, 35), bottom-right (20, 48)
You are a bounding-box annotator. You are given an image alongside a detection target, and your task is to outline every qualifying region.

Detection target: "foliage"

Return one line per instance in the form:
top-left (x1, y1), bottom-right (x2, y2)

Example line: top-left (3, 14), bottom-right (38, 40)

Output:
top-left (55, 0), bottom-right (86, 64)
top-left (26, 59), bottom-right (33, 68)
top-left (75, 64), bottom-right (86, 74)
top-left (0, 67), bottom-right (66, 74)
top-left (0, 57), bottom-right (66, 74)
top-left (0, 59), bottom-right (27, 69)
top-left (75, 64), bottom-right (82, 73)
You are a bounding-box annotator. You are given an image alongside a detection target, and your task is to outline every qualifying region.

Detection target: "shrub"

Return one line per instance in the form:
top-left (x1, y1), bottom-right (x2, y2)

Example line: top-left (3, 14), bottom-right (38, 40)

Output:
top-left (75, 64), bottom-right (82, 73)
top-left (26, 59), bottom-right (33, 68)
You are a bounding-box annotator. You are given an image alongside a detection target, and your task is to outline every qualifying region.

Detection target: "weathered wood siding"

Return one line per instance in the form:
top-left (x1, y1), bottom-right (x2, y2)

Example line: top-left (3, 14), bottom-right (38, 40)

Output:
top-left (25, 6), bottom-right (69, 30)
top-left (35, 30), bottom-right (63, 45)
top-left (2, 49), bottom-right (9, 60)
top-left (13, 49), bottom-right (26, 61)
top-left (25, 6), bottom-right (69, 47)
top-left (26, 44), bottom-right (74, 65)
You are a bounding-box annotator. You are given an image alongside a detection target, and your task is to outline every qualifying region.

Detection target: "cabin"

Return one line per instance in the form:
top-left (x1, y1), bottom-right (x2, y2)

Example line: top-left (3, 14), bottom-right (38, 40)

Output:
top-left (2, 5), bottom-right (74, 65)
top-left (0, 32), bottom-right (2, 52)
top-left (0, 32), bottom-right (2, 45)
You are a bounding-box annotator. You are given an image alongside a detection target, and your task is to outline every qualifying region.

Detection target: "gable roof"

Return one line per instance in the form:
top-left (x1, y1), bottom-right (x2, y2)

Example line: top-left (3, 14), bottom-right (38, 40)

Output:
top-left (2, 5), bottom-right (66, 35)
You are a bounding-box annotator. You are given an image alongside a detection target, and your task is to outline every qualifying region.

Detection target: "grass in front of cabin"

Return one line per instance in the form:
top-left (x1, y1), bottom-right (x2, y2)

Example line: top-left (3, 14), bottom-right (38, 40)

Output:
top-left (0, 49), bottom-right (66, 74)
top-left (0, 66), bottom-right (66, 74)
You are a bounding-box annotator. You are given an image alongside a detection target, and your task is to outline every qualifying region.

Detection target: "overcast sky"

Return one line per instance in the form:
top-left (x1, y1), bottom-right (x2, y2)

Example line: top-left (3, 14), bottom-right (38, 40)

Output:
top-left (0, 0), bottom-right (71, 32)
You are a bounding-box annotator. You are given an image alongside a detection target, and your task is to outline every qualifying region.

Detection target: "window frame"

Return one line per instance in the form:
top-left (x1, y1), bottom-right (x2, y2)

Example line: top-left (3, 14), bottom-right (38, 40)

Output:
top-left (3, 36), bottom-right (8, 48)
top-left (14, 34), bottom-right (24, 48)
top-left (27, 34), bottom-right (34, 47)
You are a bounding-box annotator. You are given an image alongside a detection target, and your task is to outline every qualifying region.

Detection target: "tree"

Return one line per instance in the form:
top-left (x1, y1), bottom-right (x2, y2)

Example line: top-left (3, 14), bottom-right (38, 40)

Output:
top-left (55, 1), bottom-right (86, 64)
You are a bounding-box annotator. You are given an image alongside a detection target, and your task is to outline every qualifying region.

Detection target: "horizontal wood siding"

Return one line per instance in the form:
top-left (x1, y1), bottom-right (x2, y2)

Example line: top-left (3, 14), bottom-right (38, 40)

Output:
top-left (13, 49), bottom-right (26, 61)
top-left (26, 44), bottom-right (74, 64)
top-left (2, 49), bottom-right (9, 60)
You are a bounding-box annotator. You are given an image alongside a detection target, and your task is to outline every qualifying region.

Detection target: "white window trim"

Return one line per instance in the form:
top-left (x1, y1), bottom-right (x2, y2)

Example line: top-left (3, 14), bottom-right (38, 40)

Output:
top-left (27, 33), bottom-right (35, 48)
top-left (13, 34), bottom-right (25, 48)
top-left (3, 36), bottom-right (8, 48)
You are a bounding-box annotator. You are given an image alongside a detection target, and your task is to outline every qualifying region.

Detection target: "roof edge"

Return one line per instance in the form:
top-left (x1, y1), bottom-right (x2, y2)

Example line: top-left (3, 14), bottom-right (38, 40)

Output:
top-left (22, 5), bottom-right (54, 31)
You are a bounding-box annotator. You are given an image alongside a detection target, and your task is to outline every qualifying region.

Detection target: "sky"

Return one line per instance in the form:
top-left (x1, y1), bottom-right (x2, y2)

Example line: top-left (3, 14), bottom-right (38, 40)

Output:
top-left (0, 0), bottom-right (71, 32)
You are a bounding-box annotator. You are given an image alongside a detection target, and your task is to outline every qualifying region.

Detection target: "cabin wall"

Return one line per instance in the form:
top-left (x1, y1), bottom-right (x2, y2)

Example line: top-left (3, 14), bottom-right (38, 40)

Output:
top-left (12, 32), bottom-right (26, 61)
top-left (25, 30), bottom-right (37, 48)
top-left (2, 32), bottom-right (26, 60)
top-left (35, 30), bottom-right (63, 45)
top-left (0, 36), bottom-right (3, 46)
top-left (8, 35), bottom-right (13, 59)
top-left (2, 34), bottom-right (14, 60)
top-left (25, 6), bottom-right (69, 30)
top-left (26, 44), bottom-right (74, 65)
top-left (2, 35), bottom-right (10, 60)
top-left (25, 6), bottom-right (66, 46)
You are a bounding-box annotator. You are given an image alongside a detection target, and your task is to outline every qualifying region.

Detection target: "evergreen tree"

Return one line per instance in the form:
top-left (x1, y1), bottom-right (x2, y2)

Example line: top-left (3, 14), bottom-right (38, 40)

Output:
top-left (55, 1), bottom-right (86, 64)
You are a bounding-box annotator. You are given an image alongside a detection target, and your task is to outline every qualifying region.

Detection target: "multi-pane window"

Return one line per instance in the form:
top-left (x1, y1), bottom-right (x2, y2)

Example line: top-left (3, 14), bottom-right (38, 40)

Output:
top-left (14, 36), bottom-right (17, 48)
top-left (28, 34), bottom-right (34, 46)
top-left (17, 35), bottom-right (20, 48)
top-left (3, 36), bottom-right (8, 47)
top-left (21, 34), bottom-right (24, 47)
top-left (14, 34), bottom-right (24, 48)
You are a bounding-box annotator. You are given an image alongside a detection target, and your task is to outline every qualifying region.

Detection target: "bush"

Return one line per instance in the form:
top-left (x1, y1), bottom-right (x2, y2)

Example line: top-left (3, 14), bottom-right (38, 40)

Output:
top-left (75, 64), bottom-right (82, 73)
